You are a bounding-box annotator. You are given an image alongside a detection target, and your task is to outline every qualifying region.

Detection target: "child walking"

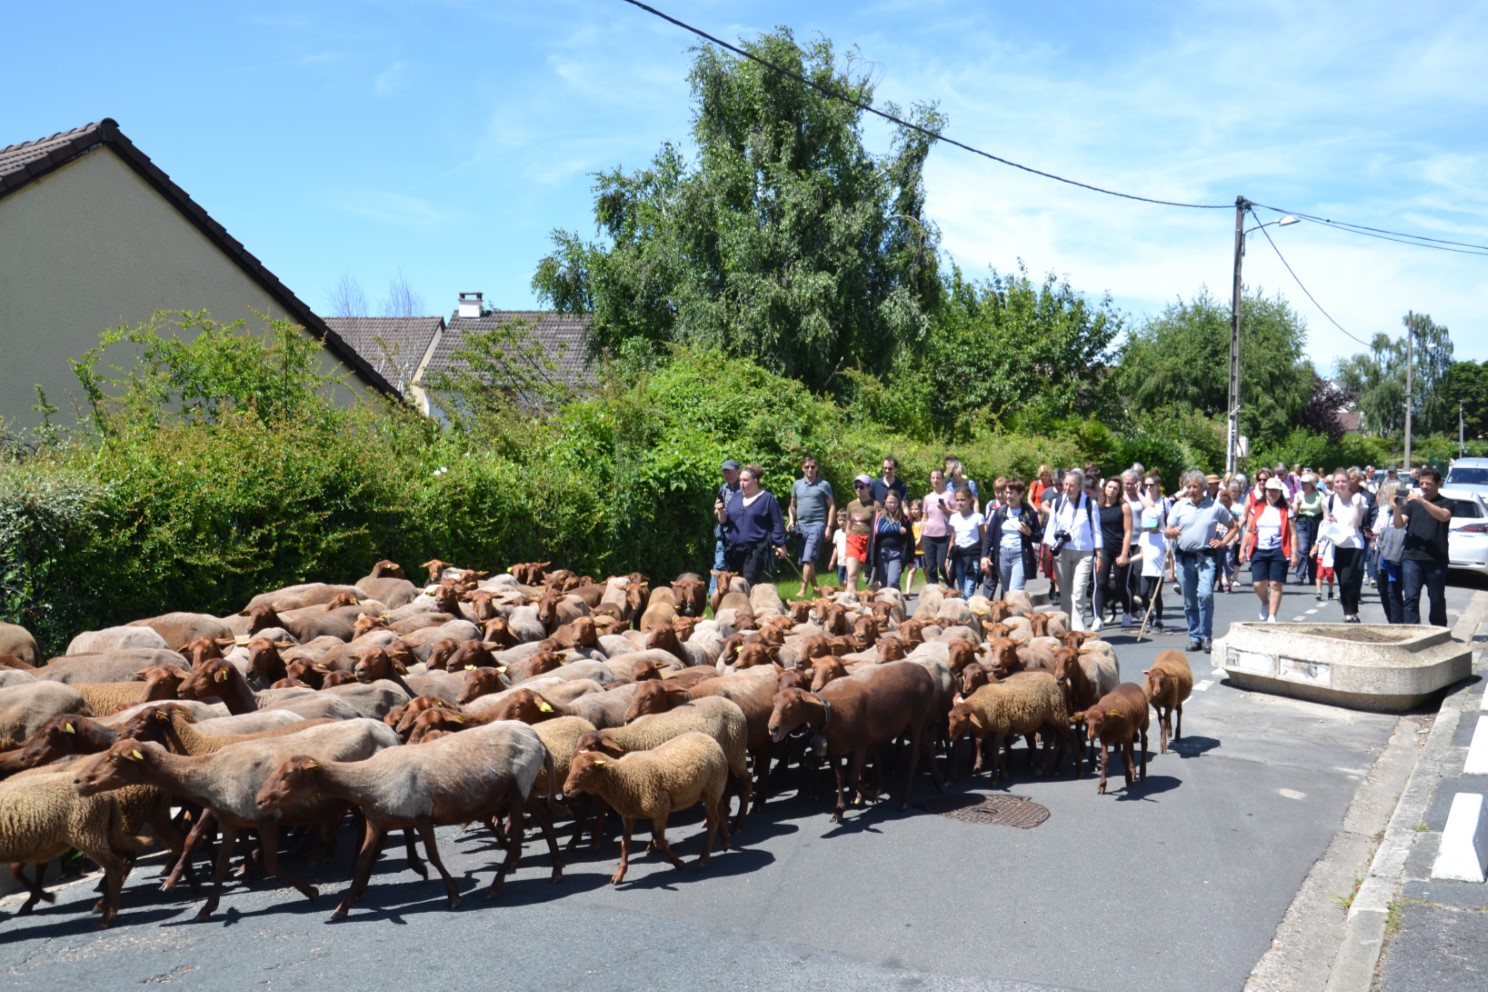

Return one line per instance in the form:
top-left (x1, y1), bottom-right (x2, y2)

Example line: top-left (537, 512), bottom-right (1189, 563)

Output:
top-left (1313, 536), bottom-right (1337, 601)
top-left (906, 499), bottom-right (924, 593)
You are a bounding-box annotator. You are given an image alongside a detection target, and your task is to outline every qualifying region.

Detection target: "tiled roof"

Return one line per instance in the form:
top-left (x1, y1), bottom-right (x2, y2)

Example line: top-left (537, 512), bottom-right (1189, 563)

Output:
top-left (323, 316), bottom-right (444, 393)
top-left (0, 118), bottom-right (400, 400)
top-left (430, 310), bottom-right (597, 399)
top-left (1337, 410), bottom-right (1364, 433)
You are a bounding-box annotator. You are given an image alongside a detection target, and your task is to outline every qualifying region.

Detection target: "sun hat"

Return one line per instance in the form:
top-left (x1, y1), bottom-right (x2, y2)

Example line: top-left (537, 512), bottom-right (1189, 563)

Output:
top-left (1264, 477), bottom-right (1286, 491)
top-left (721, 459), bottom-right (741, 471)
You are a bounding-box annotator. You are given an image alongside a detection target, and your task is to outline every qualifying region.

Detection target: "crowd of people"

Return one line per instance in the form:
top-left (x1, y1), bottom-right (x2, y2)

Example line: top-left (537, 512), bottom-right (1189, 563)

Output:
top-left (710, 454), bottom-right (1455, 651)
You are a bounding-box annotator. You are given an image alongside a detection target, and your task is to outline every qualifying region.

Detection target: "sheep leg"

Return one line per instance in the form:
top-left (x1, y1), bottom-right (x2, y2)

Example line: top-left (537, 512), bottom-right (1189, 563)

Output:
top-left (254, 820), bottom-right (319, 903)
top-left (197, 824), bottom-right (240, 920)
top-left (564, 793), bottom-right (594, 851)
top-left (830, 753), bottom-right (850, 822)
top-left (486, 789), bottom-right (526, 898)
top-left (651, 817), bottom-right (684, 871)
top-left (13, 862), bottom-right (53, 913)
top-left (612, 817), bottom-right (636, 884)
top-left (145, 801), bottom-right (198, 892)
top-left (729, 761), bottom-right (753, 835)
top-left (401, 827), bottom-right (428, 879)
top-left (899, 727), bottom-right (925, 809)
top-left (413, 817), bottom-right (459, 909)
top-left (847, 747), bottom-right (871, 809)
top-left (1121, 740), bottom-right (1136, 788)
top-left (1138, 727), bottom-right (1148, 780)
top-left (333, 821), bottom-right (387, 920)
top-left (85, 848), bottom-right (128, 928)
top-left (750, 743), bottom-right (770, 810)
top-left (163, 809), bottom-right (214, 891)
top-left (1174, 704), bottom-right (1182, 743)
top-left (1096, 740), bottom-right (1110, 795)
top-left (523, 794), bottom-right (565, 883)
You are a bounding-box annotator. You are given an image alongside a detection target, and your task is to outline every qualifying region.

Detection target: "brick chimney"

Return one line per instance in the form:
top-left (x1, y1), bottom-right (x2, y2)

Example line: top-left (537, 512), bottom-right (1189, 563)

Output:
top-left (457, 292), bottom-right (483, 319)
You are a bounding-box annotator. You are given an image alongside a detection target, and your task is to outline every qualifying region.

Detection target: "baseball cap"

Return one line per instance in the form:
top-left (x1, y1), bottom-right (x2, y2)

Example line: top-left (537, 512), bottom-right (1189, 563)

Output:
top-left (1264, 477), bottom-right (1286, 492)
top-left (1301, 473), bottom-right (1317, 484)
top-left (854, 473), bottom-right (873, 486)
top-left (721, 459), bottom-right (741, 471)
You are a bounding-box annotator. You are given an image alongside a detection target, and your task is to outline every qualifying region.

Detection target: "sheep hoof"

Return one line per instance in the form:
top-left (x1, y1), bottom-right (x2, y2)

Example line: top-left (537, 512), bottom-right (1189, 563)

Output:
top-left (548, 869), bottom-right (563, 885)
top-left (609, 870), bottom-right (626, 885)
top-left (303, 885), bottom-right (319, 902)
top-left (448, 894), bottom-right (462, 909)
top-left (329, 906), bottom-right (349, 921)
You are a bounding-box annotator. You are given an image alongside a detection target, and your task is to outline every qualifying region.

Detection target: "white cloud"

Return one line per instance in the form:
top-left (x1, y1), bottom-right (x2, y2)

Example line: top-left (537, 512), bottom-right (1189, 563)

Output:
top-left (327, 191), bottom-right (449, 228)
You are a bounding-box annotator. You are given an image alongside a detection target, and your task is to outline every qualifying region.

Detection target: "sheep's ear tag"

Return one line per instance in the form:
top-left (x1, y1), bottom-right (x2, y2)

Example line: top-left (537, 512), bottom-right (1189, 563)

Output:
top-left (154, 711), bottom-right (169, 722)
top-left (276, 640), bottom-right (292, 648)
top-left (495, 666), bottom-right (508, 674)
top-left (591, 757), bottom-right (606, 767)
top-left (63, 721), bottom-right (76, 734)
top-left (303, 759), bottom-right (317, 767)
top-left (537, 701), bottom-right (554, 713)
top-left (234, 635), bottom-right (250, 646)
top-left (214, 669), bottom-right (229, 683)
top-left (464, 665), bottom-right (476, 671)
top-left (128, 749), bottom-right (144, 761)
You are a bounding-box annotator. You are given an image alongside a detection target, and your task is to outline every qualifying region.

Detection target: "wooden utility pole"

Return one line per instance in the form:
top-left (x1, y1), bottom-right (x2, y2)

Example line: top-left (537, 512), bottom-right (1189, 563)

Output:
top-left (1227, 196), bottom-right (1247, 477)
top-left (1403, 310), bottom-right (1413, 472)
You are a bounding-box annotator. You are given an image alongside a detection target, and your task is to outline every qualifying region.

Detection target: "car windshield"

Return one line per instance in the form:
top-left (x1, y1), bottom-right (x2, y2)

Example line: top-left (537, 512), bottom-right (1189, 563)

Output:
top-left (1445, 466), bottom-right (1488, 486)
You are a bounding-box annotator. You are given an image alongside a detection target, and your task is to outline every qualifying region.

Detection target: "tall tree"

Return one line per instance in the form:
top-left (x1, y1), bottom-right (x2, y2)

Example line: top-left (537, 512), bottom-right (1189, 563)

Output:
top-left (1113, 288), bottom-right (1315, 448)
top-left (532, 28), bottom-right (944, 391)
top-left (1440, 359), bottom-right (1488, 441)
top-left (1335, 312), bottom-right (1454, 437)
top-left (897, 263), bottom-right (1122, 438)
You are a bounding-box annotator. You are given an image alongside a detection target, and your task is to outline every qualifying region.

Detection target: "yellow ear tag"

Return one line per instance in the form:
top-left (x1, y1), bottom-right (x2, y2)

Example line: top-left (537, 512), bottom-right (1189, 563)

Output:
top-left (155, 711), bottom-right (168, 721)
top-left (464, 665), bottom-right (476, 671)
top-left (303, 759), bottom-right (317, 767)
top-left (495, 666), bottom-right (507, 674)
top-left (215, 669), bottom-right (229, 683)
top-left (129, 749), bottom-right (144, 761)
top-left (537, 701), bottom-right (554, 713)
top-left (591, 757), bottom-right (606, 767)
top-left (63, 722), bottom-right (76, 734)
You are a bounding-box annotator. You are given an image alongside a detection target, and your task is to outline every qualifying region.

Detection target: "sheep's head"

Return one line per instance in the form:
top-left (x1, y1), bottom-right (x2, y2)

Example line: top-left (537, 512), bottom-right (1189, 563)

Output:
top-left (487, 687), bottom-right (556, 724)
top-left (178, 659), bottom-right (238, 702)
top-left (624, 680), bottom-right (689, 724)
top-left (569, 616), bottom-right (598, 648)
top-left (256, 756), bottom-right (323, 815)
top-left (851, 615), bottom-right (878, 651)
top-left (573, 729), bottom-right (627, 758)
top-left (809, 658), bottom-right (847, 693)
top-left (875, 636), bottom-right (905, 663)
top-left (767, 687), bottom-right (814, 743)
top-left (562, 750), bottom-right (610, 797)
top-left (778, 668), bottom-right (812, 692)
top-left (456, 667), bottom-right (509, 705)
top-left (17, 715), bottom-right (93, 767)
top-left (421, 558), bottom-right (454, 583)
top-left (734, 643), bottom-right (775, 669)
top-left (352, 614), bottom-right (388, 638)
top-left (133, 664), bottom-right (187, 700)
top-left (240, 604), bottom-right (285, 635)
top-left (787, 600), bottom-right (812, 624)
top-left (73, 739), bottom-right (159, 795)
top-left (945, 640), bottom-right (978, 675)
top-left (946, 702), bottom-right (976, 742)
top-left (370, 559), bottom-right (407, 579)
top-left (1026, 612), bottom-right (1051, 637)
top-left (1081, 709), bottom-right (1107, 740)
top-left (960, 662), bottom-right (993, 696)
top-left (1052, 647), bottom-right (1080, 685)
top-left (181, 636), bottom-right (229, 668)
top-left (631, 659), bottom-right (664, 682)
top-left (323, 592), bottom-right (361, 612)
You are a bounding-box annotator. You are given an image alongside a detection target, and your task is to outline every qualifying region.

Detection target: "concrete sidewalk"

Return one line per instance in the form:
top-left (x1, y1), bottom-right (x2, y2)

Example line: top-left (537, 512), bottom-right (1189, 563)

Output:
top-left (1251, 585), bottom-right (1488, 992)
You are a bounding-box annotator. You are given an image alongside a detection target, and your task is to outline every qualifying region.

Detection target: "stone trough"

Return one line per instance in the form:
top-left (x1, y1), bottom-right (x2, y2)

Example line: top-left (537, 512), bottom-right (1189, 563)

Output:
top-left (1213, 621), bottom-right (1472, 712)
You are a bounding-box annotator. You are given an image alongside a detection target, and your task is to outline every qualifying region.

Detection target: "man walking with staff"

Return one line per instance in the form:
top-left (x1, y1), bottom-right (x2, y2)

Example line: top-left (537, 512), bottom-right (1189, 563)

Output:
top-left (1167, 469), bottom-right (1239, 653)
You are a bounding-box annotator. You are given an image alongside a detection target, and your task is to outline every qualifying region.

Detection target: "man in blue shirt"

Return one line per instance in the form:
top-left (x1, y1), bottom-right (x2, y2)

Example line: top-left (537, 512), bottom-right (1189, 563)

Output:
top-left (709, 458), bottom-right (742, 596)
top-left (788, 456), bottom-right (836, 598)
top-left (870, 456), bottom-right (909, 509)
top-left (1165, 470), bottom-right (1239, 653)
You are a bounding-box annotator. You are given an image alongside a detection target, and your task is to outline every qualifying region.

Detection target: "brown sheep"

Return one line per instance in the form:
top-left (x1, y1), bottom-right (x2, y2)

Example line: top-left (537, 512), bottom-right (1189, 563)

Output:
top-left (1143, 650), bottom-right (1194, 754)
top-left (1076, 683), bottom-right (1150, 795)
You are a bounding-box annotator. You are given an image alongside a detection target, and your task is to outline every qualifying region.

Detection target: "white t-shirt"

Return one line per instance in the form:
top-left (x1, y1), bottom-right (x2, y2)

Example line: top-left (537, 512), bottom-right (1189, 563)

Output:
top-left (1253, 506), bottom-right (1283, 551)
top-left (999, 507), bottom-right (1027, 557)
top-left (950, 511), bottom-right (985, 549)
top-left (1138, 529), bottom-right (1167, 578)
top-left (831, 529), bottom-right (848, 563)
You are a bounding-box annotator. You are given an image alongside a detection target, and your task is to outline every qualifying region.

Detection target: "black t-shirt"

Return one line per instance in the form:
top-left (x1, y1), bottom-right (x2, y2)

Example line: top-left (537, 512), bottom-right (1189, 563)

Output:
top-left (1400, 495), bottom-right (1450, 563)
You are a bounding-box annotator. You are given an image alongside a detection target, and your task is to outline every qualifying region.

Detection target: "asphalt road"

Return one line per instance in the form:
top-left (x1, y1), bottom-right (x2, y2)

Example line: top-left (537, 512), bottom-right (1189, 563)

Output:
top-left (3, 573), bottom-right (1480, 992)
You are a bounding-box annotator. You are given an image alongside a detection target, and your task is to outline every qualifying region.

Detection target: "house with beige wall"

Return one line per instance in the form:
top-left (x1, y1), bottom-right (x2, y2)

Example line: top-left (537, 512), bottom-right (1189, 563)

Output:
top-left (0, 119), bottom-right (397, 435)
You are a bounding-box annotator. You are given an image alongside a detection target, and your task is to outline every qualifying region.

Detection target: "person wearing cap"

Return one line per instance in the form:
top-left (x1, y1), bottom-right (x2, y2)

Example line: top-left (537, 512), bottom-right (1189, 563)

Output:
top-left (709, 459), bottom-right (743, 596)
top-left (1292, 472), bottom-right (1324, 585)
top-left (843, 474), bottom-right (877, 591)
top-left (1205, 474), bottom-right (1221, 500)
top-left (1240, 477), bottom-right (1298, 623)
top-left (715, 463), bottom-right (788, 585)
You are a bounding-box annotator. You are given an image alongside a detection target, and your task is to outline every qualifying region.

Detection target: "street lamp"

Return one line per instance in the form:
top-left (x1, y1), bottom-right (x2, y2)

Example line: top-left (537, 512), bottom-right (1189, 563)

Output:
top-left (1227, 199), bottom-right (1299, 476)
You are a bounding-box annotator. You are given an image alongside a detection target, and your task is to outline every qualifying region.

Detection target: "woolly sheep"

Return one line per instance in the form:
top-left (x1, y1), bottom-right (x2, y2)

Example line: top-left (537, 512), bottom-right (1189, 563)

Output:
top-left (1, 681), bottom-right (91, 749)
top-left (1143, 650), bottom-right (1193, 754)
top-left (563, 731), bottom-right (729, 884)
top-left (64, 625), bottom-right (170, 656)
top-left (34, 649), bottom-right (188, 685)
top-left (947, 671), bottom-right (1080, 781)
top-left (253, 719), bottom-right (561, 918)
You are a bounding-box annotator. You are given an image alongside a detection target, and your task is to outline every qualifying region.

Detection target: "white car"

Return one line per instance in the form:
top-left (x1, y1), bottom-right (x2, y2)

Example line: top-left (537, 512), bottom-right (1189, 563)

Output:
top-left (1444, 457), bottom-right (1488, 499)
top-left (1441, 486), bottom-right (1488, 576)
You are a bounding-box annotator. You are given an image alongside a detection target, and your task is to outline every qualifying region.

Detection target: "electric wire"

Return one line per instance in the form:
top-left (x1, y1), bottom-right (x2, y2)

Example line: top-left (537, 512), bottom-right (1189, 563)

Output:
top-left (1247, 207), bottom-right (1374, 349)
top-left (623, 0), bottom-right (1488, 260)
top-left (619, 0), bottom-right (1232, 211)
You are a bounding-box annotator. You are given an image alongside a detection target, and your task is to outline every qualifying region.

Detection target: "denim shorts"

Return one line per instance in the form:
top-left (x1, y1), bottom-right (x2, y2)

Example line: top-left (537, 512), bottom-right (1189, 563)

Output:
top-left (797, 527), bottom-right (825, 565)
top-left (1250, 547), bottom-right (1288, 584)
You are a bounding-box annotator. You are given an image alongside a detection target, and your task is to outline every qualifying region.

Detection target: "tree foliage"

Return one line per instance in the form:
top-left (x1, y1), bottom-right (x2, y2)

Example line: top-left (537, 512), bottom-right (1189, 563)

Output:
top-left (1112, 288), bottom-right (1316, 449)
top-left (1442, 360), bottom-right (1488, 441)
top-left (532, 28), bottom-right (944, 391)
top-left (1335, 312), bottom-right (1454, 437)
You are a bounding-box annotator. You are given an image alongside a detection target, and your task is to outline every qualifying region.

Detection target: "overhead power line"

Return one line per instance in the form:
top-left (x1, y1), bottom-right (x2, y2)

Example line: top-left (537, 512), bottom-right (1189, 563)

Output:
top-left (619, 0), bottom-right (1232, 211)
top-left (1247, 207), bottom-right (1373, 349)
top-left (623, 0), bottom-right (1488, 259)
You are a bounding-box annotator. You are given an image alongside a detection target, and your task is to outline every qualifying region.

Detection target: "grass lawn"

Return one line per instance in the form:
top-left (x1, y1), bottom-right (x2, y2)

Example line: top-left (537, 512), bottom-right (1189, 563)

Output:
top-left (764, 566), bottom-right (927, 601)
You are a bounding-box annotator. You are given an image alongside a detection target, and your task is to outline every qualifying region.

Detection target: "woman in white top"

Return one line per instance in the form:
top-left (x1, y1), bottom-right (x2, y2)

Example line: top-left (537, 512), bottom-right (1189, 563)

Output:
top-left (946, 488), bottom-right (985, 597)
top-left (1323, 470), bottom-right (1368, 623)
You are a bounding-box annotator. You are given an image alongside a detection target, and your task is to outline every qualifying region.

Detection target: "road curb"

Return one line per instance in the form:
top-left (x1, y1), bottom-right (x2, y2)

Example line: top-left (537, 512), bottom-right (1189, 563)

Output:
top-left (1323, 588), bottom-right (1488, 992)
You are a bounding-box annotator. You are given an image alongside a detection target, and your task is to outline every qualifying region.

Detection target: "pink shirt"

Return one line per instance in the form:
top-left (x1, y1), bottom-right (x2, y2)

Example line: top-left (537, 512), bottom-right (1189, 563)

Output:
top-left (921, 489), bottom-right (953, 538)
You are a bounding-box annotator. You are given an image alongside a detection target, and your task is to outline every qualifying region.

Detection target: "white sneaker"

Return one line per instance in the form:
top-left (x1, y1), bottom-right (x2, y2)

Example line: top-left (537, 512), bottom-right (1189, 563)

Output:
top-left (1259, 610), bottom-right (1269, 621)
top-left (1122, 612), bottom-right (1134, 627)
top-left (1090, 617), bottom-right (1102, 632)
top-left (1266, 615), bottom-right (1277, 623)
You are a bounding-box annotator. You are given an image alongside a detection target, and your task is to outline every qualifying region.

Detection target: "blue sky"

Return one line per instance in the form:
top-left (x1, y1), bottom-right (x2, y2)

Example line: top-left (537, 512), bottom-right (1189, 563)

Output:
top-left (7, 0), bottom-right (1486, 369)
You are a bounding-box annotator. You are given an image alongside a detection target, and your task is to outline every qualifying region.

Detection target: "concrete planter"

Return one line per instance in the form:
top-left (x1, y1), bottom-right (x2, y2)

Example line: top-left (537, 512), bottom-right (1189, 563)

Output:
top-left (1214, 622), bottom-right (1472, 712)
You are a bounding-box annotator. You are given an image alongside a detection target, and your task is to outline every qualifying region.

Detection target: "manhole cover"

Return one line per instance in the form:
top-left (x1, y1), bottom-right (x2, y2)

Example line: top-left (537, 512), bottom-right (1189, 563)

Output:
top-left (919, 793), bottom-right (1049, 828)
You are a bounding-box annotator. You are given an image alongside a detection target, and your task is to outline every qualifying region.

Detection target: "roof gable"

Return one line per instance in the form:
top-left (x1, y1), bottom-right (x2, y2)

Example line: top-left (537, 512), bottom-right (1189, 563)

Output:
top-left (433, 309), bottom-right (597, 394)
top-left (0, 119), bottom-right (399, 400)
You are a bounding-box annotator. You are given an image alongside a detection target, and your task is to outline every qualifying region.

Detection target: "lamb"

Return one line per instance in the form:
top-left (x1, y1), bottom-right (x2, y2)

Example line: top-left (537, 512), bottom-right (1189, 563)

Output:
top-left (946, 671), bottom-right (1080, 781)
top-left (253, 719), bottom-right (562, 918)
top-left (563, 731), bottom-right (729, 884)
top-left (72, 717), bottom-right (400, 919)
top-left (1143, 650), bottom-right (1193, 754)
top-left (576, 695), bottom-right (753, 833)
top-left (1075, 682), bottom-right (1150, 795)
top-left (0, 770), bottom-right (184, 924)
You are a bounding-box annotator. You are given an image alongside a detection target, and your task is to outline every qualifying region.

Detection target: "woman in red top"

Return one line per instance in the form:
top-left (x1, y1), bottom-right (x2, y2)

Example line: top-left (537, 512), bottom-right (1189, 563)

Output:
top-left (1239, 477), bottom-right (1298, 623)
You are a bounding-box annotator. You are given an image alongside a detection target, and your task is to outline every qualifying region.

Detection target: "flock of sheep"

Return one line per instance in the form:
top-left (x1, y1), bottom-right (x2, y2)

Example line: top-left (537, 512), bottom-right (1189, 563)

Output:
top-left (0, 558), bottom-right (1194, 927)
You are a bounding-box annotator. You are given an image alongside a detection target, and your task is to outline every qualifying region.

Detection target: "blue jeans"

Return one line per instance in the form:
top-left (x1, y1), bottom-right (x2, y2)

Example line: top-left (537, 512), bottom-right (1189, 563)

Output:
top-left (1400, 559), bottom-right (1448, 626)
top-left (709, 537), bottom-right (726, 595)
top-left (950, 545), bottom-right (980, 597)
top-left (1176, 550), bottom-right (1218, 642)
top-left (875, 548), bottom-right (906, 591)
top-left (999, 556), bottom-right (1026, 594)
top-left (1294, 516), bottom-right (1320, 583)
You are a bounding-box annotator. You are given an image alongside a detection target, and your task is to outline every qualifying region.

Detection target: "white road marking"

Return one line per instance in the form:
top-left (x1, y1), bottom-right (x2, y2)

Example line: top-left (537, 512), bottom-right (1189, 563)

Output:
top-left (1465, 716), bottom-right (1488, 775)
top-left (1432, 793), bottom-right (1488, 883)
top-left (1278, 788), bottom-right (1306, 800)
top-left (1194, 680), bottom-right (1213, 692)
top-left (1304, 608), bottom-right (1320, 615)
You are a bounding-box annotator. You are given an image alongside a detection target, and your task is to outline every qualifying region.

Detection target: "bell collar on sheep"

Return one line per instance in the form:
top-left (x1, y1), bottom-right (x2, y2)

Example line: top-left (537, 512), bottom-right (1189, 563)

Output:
top-left (809, 691), bottom-right (832, 730)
